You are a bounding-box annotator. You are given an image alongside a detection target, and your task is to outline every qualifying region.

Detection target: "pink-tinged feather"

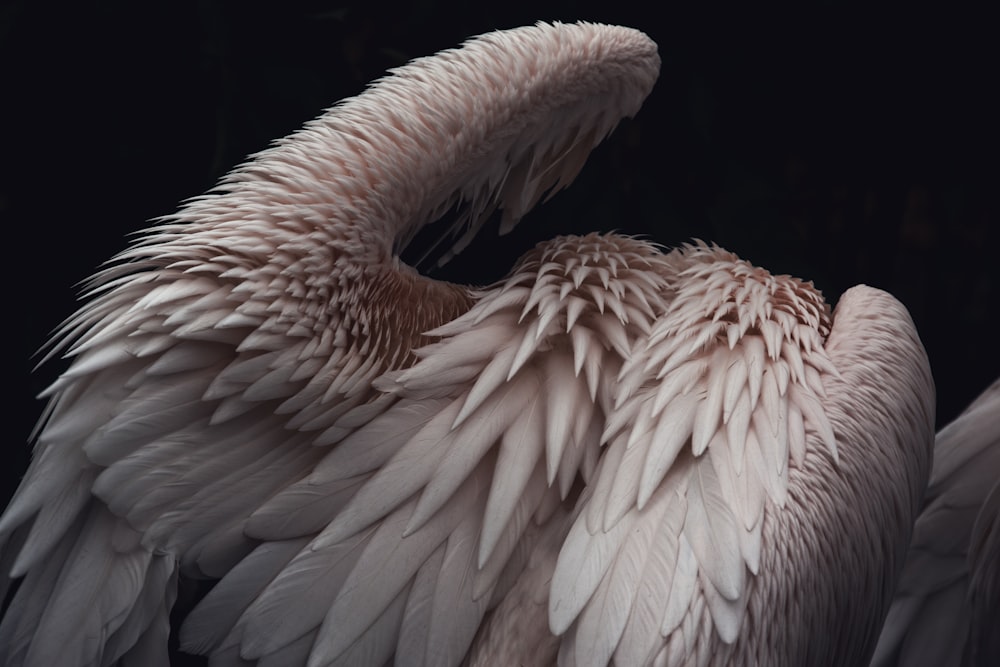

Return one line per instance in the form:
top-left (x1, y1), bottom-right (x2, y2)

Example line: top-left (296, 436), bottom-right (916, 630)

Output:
top-left (1, 19), bottom-right (940, 667)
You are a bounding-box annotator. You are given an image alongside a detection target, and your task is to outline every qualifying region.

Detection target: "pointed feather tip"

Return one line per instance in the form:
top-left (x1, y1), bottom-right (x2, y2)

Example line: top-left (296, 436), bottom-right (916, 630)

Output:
top-left (826, 433), bottom-right (840, 465)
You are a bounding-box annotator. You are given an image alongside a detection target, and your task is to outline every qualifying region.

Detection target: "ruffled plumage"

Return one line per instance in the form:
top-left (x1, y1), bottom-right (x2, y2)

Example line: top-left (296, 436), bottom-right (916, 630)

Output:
top-left (2, 19), bottom-right (937, 667)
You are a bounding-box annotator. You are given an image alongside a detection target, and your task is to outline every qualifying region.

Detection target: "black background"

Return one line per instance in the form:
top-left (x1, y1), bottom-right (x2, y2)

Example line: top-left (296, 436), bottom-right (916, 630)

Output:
top-left (2, 2), bottom-right (998, 659)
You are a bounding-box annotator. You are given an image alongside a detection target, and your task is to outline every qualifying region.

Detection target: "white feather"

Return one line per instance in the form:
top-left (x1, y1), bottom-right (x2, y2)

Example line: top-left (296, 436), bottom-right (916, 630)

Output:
top-left (233, 531), bottom-right (371, 659)
top-left (479, 382), bottom-right (546, 564)
top-left (661, 535), bottom-right (699, 637)
top-left (312, 475), bottom-right (481, 662)
top-left (638, 392), bottom-right (698, 507)
top-left (407, 371), bottom-right (540, 535)
top-left (549, 487), bottom-right (632, 636)
top-left (684, 457), bottom-right (743, 602)
top-left (572, 482), bottom-right (674, 667)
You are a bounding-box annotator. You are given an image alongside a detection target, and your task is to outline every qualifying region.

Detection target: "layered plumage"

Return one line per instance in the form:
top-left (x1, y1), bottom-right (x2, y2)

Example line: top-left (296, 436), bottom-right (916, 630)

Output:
top-left (2, 21), bottom-right (935, 667)
top-left (873, 378), bottom-right (1000, 667)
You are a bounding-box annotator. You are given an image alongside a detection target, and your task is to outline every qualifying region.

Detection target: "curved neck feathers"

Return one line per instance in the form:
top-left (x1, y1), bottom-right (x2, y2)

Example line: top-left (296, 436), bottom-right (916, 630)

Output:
top-left (134, 23), bottom-right (659, 279)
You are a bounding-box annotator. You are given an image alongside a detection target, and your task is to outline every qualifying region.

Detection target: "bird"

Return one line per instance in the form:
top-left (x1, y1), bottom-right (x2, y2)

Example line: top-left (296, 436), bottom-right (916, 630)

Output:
top-left (0, 20), bottom-right (935, 667)
top-left (872, 377), bottom-right (1000, 667)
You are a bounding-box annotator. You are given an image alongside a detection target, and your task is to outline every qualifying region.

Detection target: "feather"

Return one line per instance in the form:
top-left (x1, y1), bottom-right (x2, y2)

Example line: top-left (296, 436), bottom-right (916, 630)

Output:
top-left (691, 348), bottom-right (729, 455)
top-left (661, 534), bottom-right (699, 637)
top-left (684, 457), bottom-right (743, 602)
top-left (698, 567), bottom-right (744, 644)
top-left (585, 434), bottom-right (627, 535)
top-left (406, 371), bottom-right (539, 535)
top-left (396, 544), bottom-right (446, 667)
top-left (311, 476), bottom-right (481, 662)
top-left (613, 492), bottom-right (687, 665)
top-left (232, 531), bottom-right (371, 659)
top-left (317, 400), bottom-right (463, 547)
top-left (180, 539), bottom-right (308, 654)
top-left (23, 506), bottom-right (152, 667)
top-left (743, 337), bottom-right (765, 410)
top-left (101, 555), bottom-right (176, 665)
top-left (310, 398), bottom-right (450, 481)
top-left (453, 344), bottom-right (520, 427)
top-left (543, 351), bottom-right (591, 485)
top-left (245, 476), bottom-right (367, 541)
top-left (479, 382), bottom-right (546, 564)
top-left (790, 382), bottom-right (838, 463)
top-left (573, 482), bottom-right (674, 667)
top-left (258, 633), bottom-right (315, 667)
top-left (787, 399), bottom-right (807, 468)
top-left (0, 523), bottom-right (81, 666)
top-left (422, 512), bottom-right (492, 666)
top-left (603, 431), bottom-right (651, 528)
top-left (638, 392), bottom-right (698, 507)
top-left (549, 488), bottom-right (632, 635)
top-left (10, 471), bottom-right (94, 577)
top-left (319, 583), bottom-right (409, 667)
top-left (473, 466), bottom-right (549, 596)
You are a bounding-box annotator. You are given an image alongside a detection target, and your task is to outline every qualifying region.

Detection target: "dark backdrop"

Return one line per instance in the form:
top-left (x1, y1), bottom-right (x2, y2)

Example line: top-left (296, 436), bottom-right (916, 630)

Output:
top-left (3, 2), bottom-right (997, 650)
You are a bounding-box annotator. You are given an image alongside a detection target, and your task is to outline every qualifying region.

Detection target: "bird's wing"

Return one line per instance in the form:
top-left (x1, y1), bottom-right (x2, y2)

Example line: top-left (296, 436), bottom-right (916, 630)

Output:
top-left (0, 262), bottom-right (400, 667)
top-left (872, 379), bottom-right (1000, 667)
top-left (968, 473), bottom-right (1000, 665)
top-left (179, 233), bottom-right (677, 666)
top-left (535, 242), bottom-right (842, 665)
top-left (0, 21), bottom-right (660, 667)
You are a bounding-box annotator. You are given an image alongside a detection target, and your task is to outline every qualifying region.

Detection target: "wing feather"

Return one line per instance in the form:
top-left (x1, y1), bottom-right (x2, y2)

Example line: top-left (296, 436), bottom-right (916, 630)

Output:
top-left (408, 371), bottom-right (541, 535)
top-left (544, 350), bottom-right (592, 485)
top-left (23, 505), bottom-right (154, 667)
top-left (684, 457), bottom-right (743, 602)
top-left (547, 243), bottom-right (838, 663)
top-left (0, 525), bottom-right (80, 665)
top-left (311, 481), bottom-right (479, 663)
top-left (873, 378), bottom-right (1000, 666)
top-left (257, 634), bottom-right (315, 667)
top-left (613, 493), bottom-right (687, 665)
top-left (396, 544), bottom-right (445, 667)
top-left (322, 585), bottom-right (409, 667)
top-left (480, 383), bottom-right (547, 563)
top-left (967, 477), bottom-right (1000, 663)
top-left (312, 233), bottom-right (668, 663)
top-left (5, 22), bottom-right (669, 666)
top-left (180, 539), bottom-right (309, 654)
top-left (473, 467), bottom-right (551, 595)
top-left (638, 392), bottom-right (699, 507)
top-left (423, 512), bottom-right (493, 666)
top-left (549, 486), bottom-right (634, 636)
top-left (233, 532), bottom-right (371, 660)
top-left (573, 481), bottom-right (675, 667)
top-left (317, 401), bottom-right (465, 546)
top-left (661, 535), bottom-right (699, 638)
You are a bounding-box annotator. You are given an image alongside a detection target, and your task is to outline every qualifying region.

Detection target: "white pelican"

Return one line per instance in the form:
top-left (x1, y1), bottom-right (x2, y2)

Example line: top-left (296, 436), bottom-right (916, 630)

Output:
top-left (872, 378), bottom-right (1000, 666)
top-left (0, 21), bottom-right (934, 666)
